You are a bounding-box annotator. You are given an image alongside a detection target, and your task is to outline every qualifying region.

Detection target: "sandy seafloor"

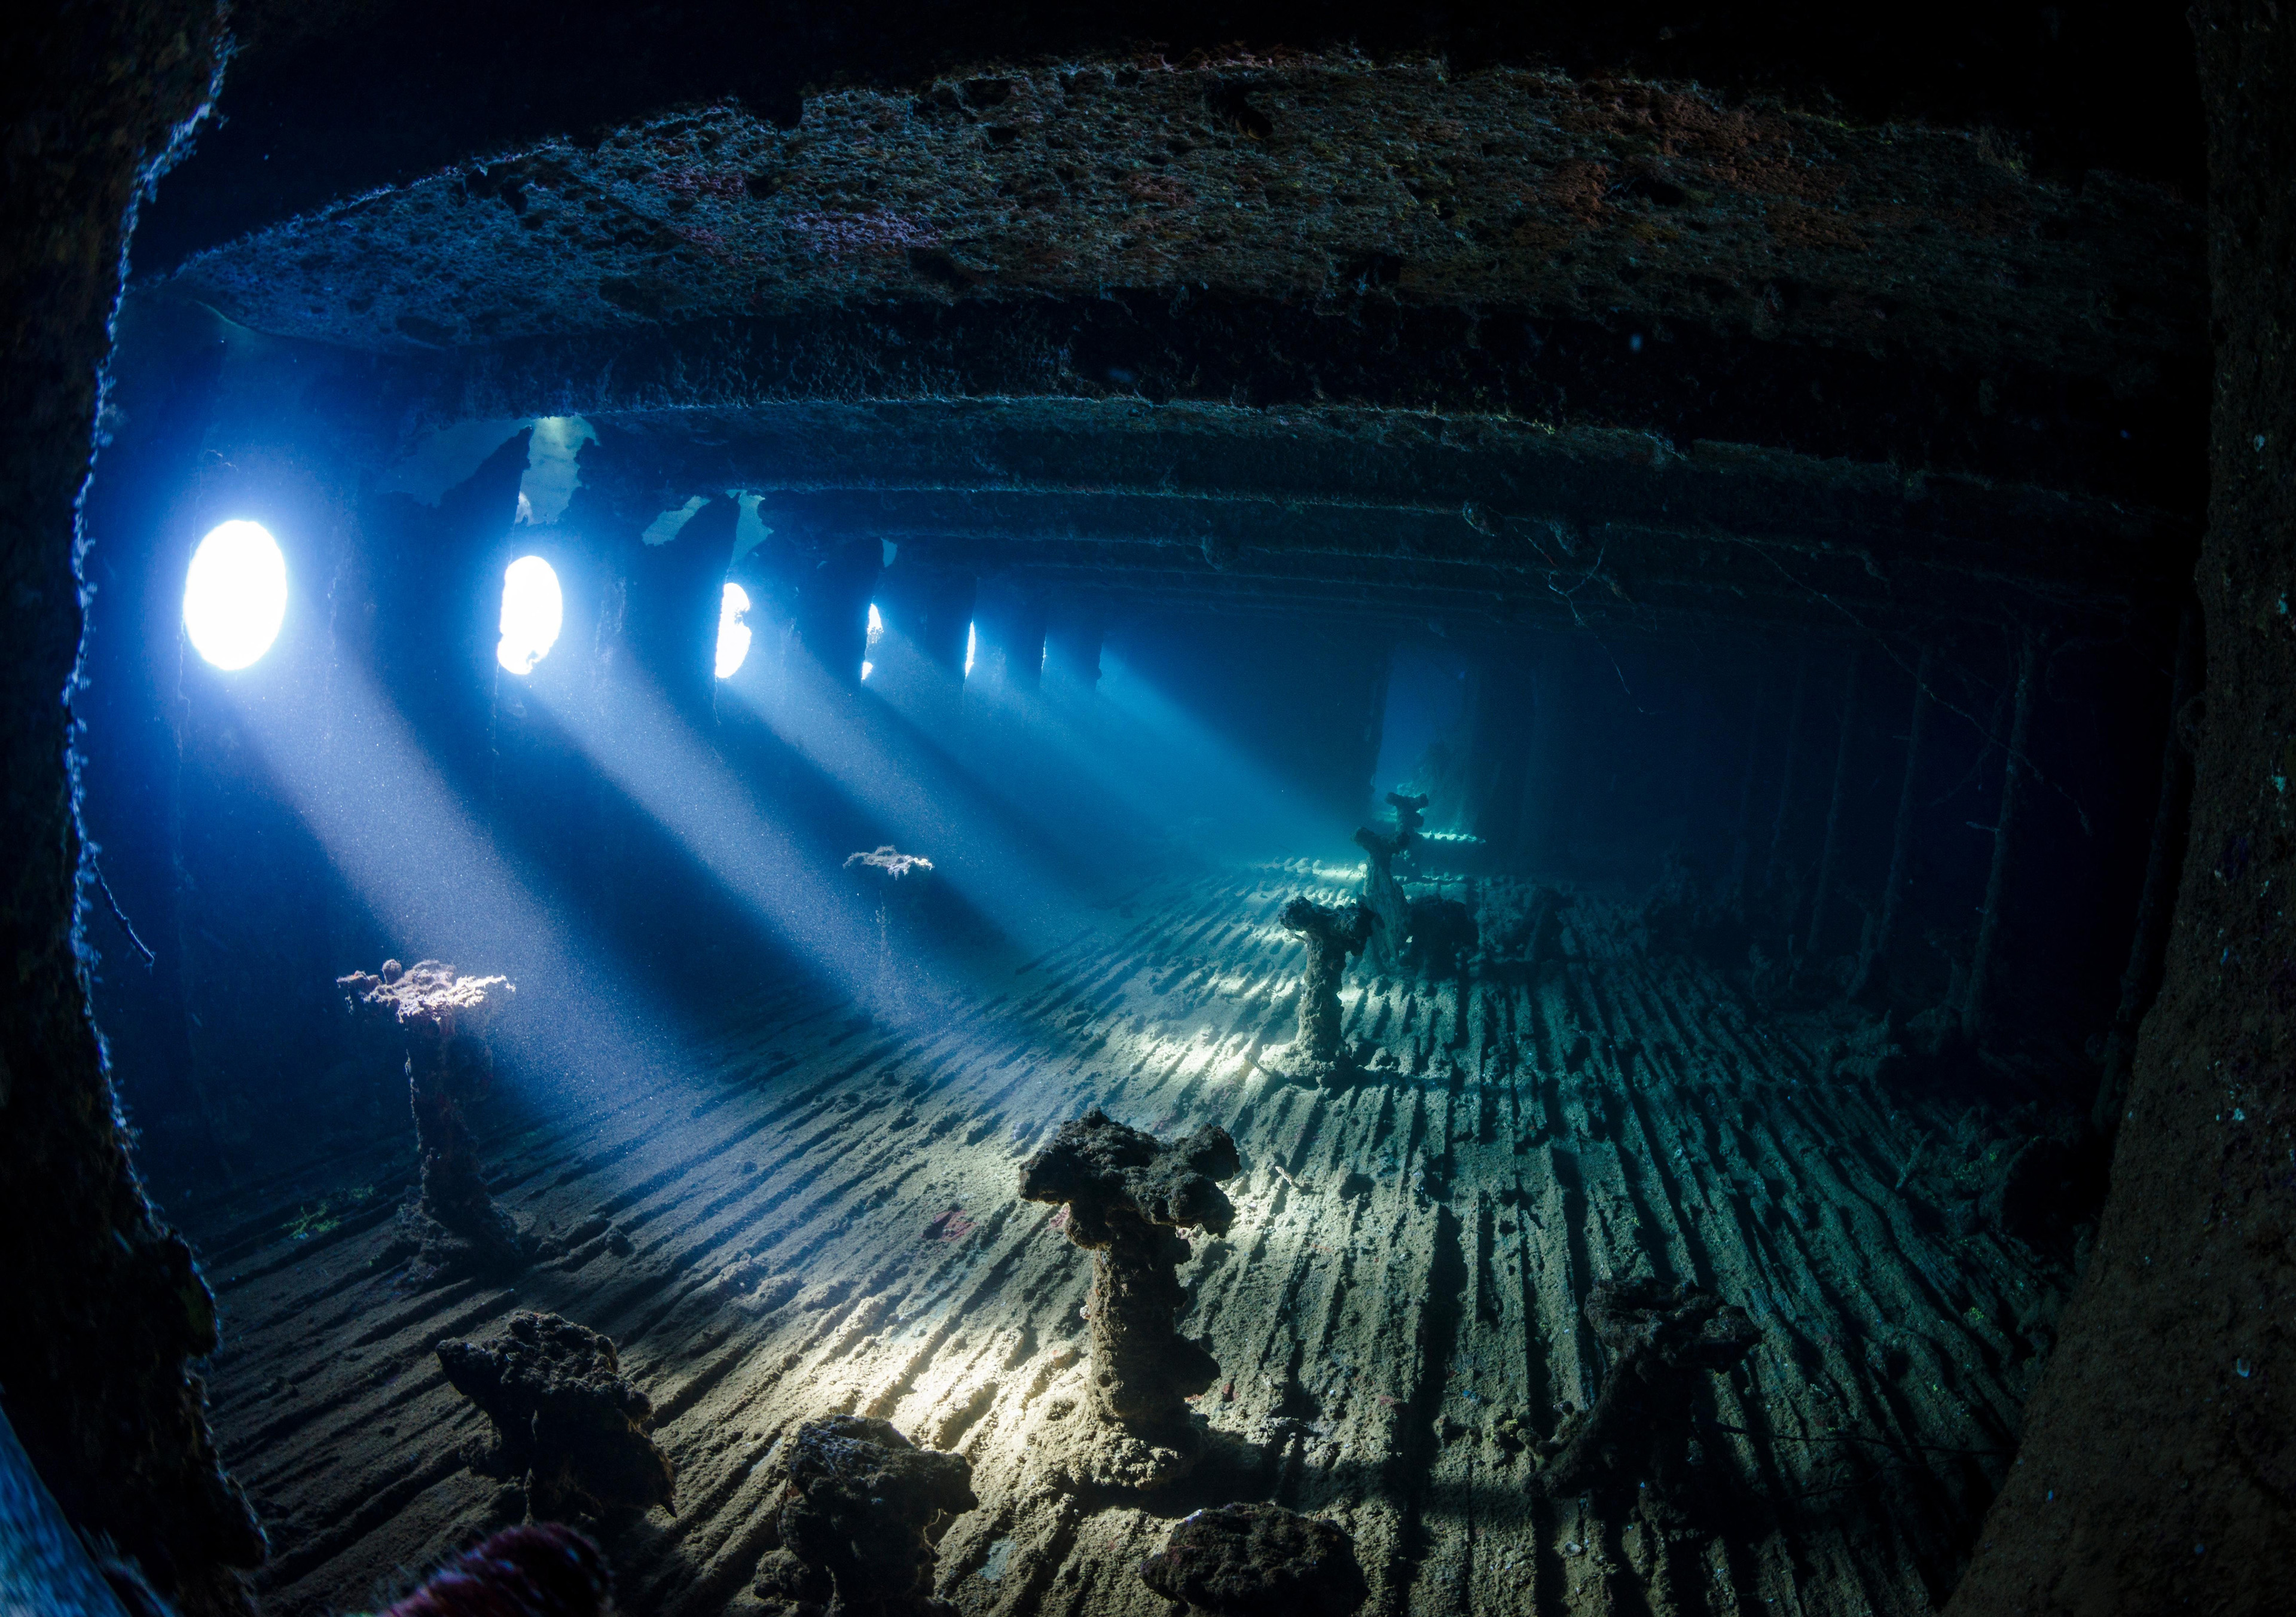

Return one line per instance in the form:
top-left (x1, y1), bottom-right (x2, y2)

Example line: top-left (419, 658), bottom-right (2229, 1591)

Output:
top-left (185, 861), bottom-right (2071, 1617)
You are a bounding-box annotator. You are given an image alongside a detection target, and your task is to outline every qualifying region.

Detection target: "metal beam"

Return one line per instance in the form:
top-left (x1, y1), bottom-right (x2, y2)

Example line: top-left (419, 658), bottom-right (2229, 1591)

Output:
top-left (564, 399), bottom-right (2187, 631)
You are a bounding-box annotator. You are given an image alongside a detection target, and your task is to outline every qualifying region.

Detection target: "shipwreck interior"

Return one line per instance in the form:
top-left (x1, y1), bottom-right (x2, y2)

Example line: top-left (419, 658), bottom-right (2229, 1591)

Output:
top-left (7, 2), bottom-right (2295, 1615)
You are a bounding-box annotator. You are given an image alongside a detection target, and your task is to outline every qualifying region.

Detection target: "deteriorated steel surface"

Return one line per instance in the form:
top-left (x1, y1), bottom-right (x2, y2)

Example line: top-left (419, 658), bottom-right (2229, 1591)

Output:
top-left (171, 59), bottom-right (2197, 389)
top-left (1944, 3), bottom-right (2296, 1608)
top-left (0, 7), bottom-right (267, 1615)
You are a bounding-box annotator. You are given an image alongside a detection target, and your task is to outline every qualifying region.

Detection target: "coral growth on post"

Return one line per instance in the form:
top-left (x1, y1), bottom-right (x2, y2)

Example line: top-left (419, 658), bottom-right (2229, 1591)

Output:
top-left (1352, 826), bottom-right (1412, 974)
top-left (1275, 897), bottom-right (1374, 1077)
top-left (1018, 1108), bottom-right (1241, 1487)
top-left (435, 1311), bottom-right (676, 1521)
top-left (1385, 791), bottom-right (1430, 835)
top-left (750, 1414), bottom-right (975, 1617)
top-left (338, 959), bottom-right (530, 1283)
top-left (845, 846), bottom-right (938, 1015)
top-left (844, 845), bottom-right (935, 884)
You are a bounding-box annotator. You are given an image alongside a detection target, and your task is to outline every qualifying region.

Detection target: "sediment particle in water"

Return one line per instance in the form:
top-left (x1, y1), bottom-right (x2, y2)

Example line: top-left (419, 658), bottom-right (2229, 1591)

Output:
top-left (1018, 1108), bottom-right (1241, 1487)
top-left (1138, 1502), bottom-right (1368, 1616)
top-left (436, 1311), bottom-right (676, 1520)
top-left (750, 1414), bottom-right (975, 1617)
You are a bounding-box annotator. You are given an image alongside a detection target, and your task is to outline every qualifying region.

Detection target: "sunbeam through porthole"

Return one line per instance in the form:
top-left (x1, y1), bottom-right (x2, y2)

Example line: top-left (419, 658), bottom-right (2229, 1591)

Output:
top-left (496, 555), bottom-right (563, 675)
top-left (716, 582), bottom-right (752, 680)
top-left (182, 520), bottom-right (287, 671)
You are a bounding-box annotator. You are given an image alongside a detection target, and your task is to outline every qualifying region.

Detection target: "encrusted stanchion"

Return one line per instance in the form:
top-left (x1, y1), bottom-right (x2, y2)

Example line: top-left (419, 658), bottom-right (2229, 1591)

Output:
top-left (1263, 897), bottom-right (1373, 1083)
top-left (1404, 885), bottom-right (1478, 978)
top-left (1352, 826), bottom-right (1412, 973)
top-left (339, 959), bottom-right (529, 1283)
top-left (1530, 1279), bottom-right (1762, 1516)
top-left (1018, 1109), bottom-right (1241, 1489)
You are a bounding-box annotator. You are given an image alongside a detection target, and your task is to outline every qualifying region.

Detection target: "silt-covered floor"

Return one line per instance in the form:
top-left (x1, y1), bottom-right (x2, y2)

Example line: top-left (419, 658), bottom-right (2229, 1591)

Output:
top-left (190, 864), bottom-right (2072, 1617)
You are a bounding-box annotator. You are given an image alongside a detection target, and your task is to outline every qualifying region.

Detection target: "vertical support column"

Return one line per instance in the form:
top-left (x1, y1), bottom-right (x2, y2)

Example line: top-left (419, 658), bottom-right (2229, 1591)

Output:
top-left (567, 487), bottom-right (743, 976)
top-left (1723, 671), bottom-right (1769, 903)
top-left (870, 562), bottom-right (976, 749)
top-left (1518, 637), bottom-right (1581, 871)
top-left (2093, 603), bottom-right (2203, 1132)
top-left (788, 537), bottom-right (883, 689)
top-left (1044, 603), bottom-right (1106, 691)
top-left (1963, 626), bottom-right (2041, 1044)
top-left (1520, 634), bottom-right (1628, 873)
top-left (877, 564), bottom-right (976, 678)
top-left (615, 491), bottom-right (737, 722)
top-left (1761, 652), bottom-right (1812, 895)
top-left (377, 429), bottom-right (534, 775)
top-left (728, 530), bottom-right (883, 855)
top-left (972, 577), bottom-right (1049, 696)
top-left (1463, 650), bottom-right (1540, 852)
top-left (1804, 647), bottom-right (1863, 961)
top-left (711, 539), bottom-right (804, 795)
top-left (1360, 639), bottom-right (1395, 823)
top-left (484, 510), bottom-right (609, 928)
top-left (1852, 646), bottom-right (1935, 1004)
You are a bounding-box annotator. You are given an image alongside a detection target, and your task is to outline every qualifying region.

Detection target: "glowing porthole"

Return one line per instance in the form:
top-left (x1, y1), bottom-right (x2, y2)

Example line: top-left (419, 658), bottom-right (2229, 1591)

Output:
top-left (183, 520), bottom-right (288, 670)
top-left (965, 620), bottom-right (977, 678)
top-left (496, 555), bottom-right (563, 675)
top-left (862, 600), bottom-right (884, 681)
top-left (716, 582), bottom-right (753, 680)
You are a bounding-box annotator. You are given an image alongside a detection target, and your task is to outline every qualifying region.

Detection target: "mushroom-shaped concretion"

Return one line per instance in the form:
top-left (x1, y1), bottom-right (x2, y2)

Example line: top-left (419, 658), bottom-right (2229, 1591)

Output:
top-left (1352, 826), bottom-right (1413, 974)
top-left (1278, 897), bottom-right (1374, 1063)
top-left (1019, 1109), bottom-right (1241, 1440)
